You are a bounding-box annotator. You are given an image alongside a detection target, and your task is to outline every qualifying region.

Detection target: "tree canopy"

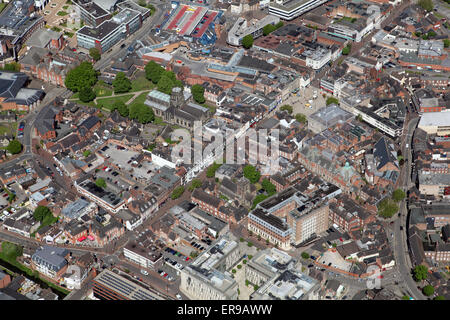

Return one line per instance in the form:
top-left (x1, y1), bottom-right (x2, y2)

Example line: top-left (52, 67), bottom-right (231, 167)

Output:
top-left (89, 47), bottom-right (101, 61)
top-left (1, 241), bottom-right (23, 260)
top-left (171, 186), bottom-right (185, 200)
top-left (377, 198), bottom-right (399, 219)
top-left (418, 0), bottom-right (433, 11)
top-left (95, 178), bottom-right (106, 188)
top-left (129, 103), bottom-right (154, 124)
top-left (144, 61), bottom-right (165, 84)
top-left (112, 72), bottom-right (132, 94)
top-left (261, 178), bottom-right (276, 196)
top-left (444, 39), bottom-right (450, 48)
top-left (191, 84), bottom-right (205, 104)
top-left (7, 139), bottom-right (22, 154)
top-left (112, 100), bottom-right (129, 117)
top-left (301, 252), bottom-right (310, 259)
top-left (413, 265), bottom-right (428, 282)
top-left (295, 113), bottom-right (307, 124)
top-left (280, 104), bottom-right (293, 114)
top-left (79, 86), bottom-right (96, 102)
top-left (252, 194), bottom-right (268, 209)
top-left (65, 61), bottom-right (97, 92)
top-left (326, 96), bottom-right (339, 106)
top-left (188, 179), bottom-right (202, 192)
top-left (342, 45), bottom-right (351, 55)
top-left (242, 34), bottom-right (254, 49)
top-left (206, 162), bottom-right (222, 178)
top-left (157, 70), bottom-right (183, 95)
top-left (423, 285), bottom-right (434, 296)
top-left (392, 189), bottom-right (406, 202)
top-left (243, 165), bottom-right (261, 184)
top-left (33, 206), bottom-right (52, 222)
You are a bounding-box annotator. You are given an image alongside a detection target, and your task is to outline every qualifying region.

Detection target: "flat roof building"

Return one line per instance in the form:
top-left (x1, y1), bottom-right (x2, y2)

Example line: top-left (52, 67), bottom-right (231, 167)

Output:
top-left (92, 269), bottom-right (164, 300)
top-left (180, 233), bottom-right (240, 300)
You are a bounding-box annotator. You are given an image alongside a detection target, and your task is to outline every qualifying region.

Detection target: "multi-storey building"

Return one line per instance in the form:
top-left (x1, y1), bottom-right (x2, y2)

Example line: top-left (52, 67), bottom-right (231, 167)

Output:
top-left (31, 246), bottom-right (69, 280)
top-left (74, 178), bottom-right (126, 213)
top-left (180, 234), bottom-right (240, 300)
top-left (269, 0), bottom-right (330, 21)
top-left (92, 269), bottom-right (164, 300)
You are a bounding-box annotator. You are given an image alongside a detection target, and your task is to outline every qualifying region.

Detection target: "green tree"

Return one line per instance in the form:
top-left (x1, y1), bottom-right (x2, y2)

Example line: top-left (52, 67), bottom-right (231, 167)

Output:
top-left (95, 178), bottom-right (106, 188)
top-left (157, 73), bottom-right (175, 94)
top-left (112, 72), bottom-right (132, 94)
top-left (243, 165), bottom-right (261, 184)
top-left (206, 162), bottom-right (222, 178)
top-left (392, 189), bottom-right (406, 202)
top-left (280, 104), bottom-right (293, 114)
top-left (261, 178), bottom-right (276, 196)
top-left (422, 285), bottom-right (434, 296)
top-left (295, 113), bottom-right (307, 124)
top-left (129, 103), bottom-right (154, 124)
top-left (6, 139), bottom-right (22, 154)
top-left (263, 24), bottom-right (276, 36)
top-left (1, 241), bottom-right (23, 260)
top-left (191, 84), bottom-right (205, 104)
top-left (190, 251), bottom-right (199, 258)
top-left (402, 295), bottom-right (410, 300)
top-left (252, 194), bottom-right (268, 209)
top-left (65, 61), bottom-right (97, 92)
top-left (188, 179), bottom-right (202, 192)
top-left (444, 39), bottom-right (450, 48)
top-left (253, 284), bottom-right (259, 291)
top-left (413, 265), bottom-right (428, 282)
top-left (33, 206), bottom-right (52, 222)
top-left (377, 198), bottom-right (399, 218)
top-left (89, 47), bottom-right (101, 61)
top-left (242, 34), bottom-right (254, 49)
top-left (301, 252), bottom-right (310, 259)
top-left (237, 264), bottom-right (242, 269)
top-left (2, 62), bottom-right (21, 71)
top-left (326, 96), bottom-right (339, 106)
top-left (83, 150), bottom-right (91, 157)
top-left (171, 186), bottom-right (185, 200)
top-left (112, 100), bottom-right (129, 117)
top-left (144, 61), bottom-right (164, 84)
top-left (342, 46), bottom-right (350, 55)
top-left (418, 0), bottom-right (433, 12)
top-left (434, 295), bottom-right (445, 300)
top-left (79, 86), bottom-right (96, 102)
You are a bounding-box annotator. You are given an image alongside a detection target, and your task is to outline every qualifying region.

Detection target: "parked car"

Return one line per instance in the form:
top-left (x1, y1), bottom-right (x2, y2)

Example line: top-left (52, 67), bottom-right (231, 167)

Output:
top-left (140, 269), bottom-right (148, 276)
top-left (176, 294), bottom-right (182, 300)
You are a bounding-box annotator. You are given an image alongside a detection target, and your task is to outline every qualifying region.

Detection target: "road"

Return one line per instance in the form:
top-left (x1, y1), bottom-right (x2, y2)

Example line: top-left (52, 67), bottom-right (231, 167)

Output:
top-left (389, 117), bottom-right (425, 300)
top-left (94, 1), bottom-right (171, 71)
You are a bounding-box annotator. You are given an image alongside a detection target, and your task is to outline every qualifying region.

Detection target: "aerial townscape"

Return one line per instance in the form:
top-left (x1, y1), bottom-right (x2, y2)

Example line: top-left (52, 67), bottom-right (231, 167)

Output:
top-left (0, 0), bottom-right (449, 305)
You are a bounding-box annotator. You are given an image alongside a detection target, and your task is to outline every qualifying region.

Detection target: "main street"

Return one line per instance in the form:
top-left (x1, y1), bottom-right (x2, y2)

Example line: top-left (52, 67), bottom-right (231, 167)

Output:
top-left (94, 1), bottom-right (171, 71)
top-left (389, 117), bottom-right (425, 300)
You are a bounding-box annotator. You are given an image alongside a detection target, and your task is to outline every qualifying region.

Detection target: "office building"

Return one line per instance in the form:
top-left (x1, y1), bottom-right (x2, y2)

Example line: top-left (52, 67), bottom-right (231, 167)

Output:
top-left (269, 0), bottom-right (329, 21)
top-left (179, 234), bottom-right (240, 300)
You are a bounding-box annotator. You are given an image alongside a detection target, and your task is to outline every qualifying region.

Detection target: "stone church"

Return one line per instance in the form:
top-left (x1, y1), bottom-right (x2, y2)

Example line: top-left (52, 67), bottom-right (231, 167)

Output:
top-left (144, 87), bottom-right (210, 130)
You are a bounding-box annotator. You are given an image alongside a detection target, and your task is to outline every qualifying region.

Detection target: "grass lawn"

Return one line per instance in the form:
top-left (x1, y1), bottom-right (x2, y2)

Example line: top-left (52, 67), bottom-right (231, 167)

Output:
top-left (201, 102), bottom-right (216, 114)
top-left (153, 116), bottom-right (165, 125)
top-left (94, 86), bottom-right (113, 97)
top-left (0, 3), bottom-right (7, 13)
top-left (64, 31), bottom-right (74, 38)
top-left (0, 123), bottom-right (16, 136)
top-left (73, 99), bottom-right (97, 108)
top-left (57, 11), bottom-right (69, 16)
top-left (96, 94), bottom-right (134, 110)
top-left (129, 91), bottom-right (149, 108)
top-left (131, 76), bottom-right (155, 92)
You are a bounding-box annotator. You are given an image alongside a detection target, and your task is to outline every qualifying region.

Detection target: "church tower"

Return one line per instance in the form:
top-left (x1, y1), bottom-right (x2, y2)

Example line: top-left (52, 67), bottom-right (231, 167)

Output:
top-left (170, 87), bottom-right (184, 108)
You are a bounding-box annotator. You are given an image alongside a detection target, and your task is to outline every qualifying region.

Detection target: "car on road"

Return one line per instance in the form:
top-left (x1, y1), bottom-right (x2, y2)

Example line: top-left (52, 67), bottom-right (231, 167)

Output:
top-left (400, 226), bottom-right (404, 230)
top-left (176, 294), bottom-right (182, 300)
top-left (140, 269), bottom-right (148, 276)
